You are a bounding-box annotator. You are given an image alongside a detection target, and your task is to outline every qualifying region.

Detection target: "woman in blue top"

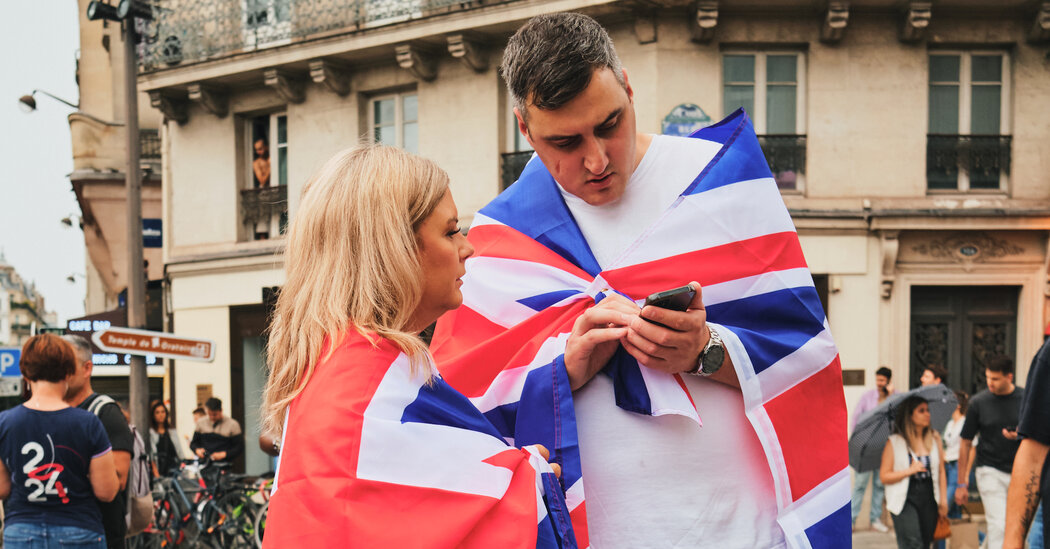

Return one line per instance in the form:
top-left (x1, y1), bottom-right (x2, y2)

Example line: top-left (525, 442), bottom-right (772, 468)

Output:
top-left (0, 334), bottom-right (119, 548)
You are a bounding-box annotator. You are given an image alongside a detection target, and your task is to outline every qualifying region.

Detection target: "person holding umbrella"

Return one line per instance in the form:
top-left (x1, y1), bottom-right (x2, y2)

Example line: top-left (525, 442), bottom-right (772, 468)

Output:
top-left (881, 395), bottom-right (948, 549)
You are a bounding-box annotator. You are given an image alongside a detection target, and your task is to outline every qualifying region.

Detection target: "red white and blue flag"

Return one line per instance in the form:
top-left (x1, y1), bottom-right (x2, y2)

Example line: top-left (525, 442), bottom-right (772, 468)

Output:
top-left (264, 330), bottom-right (575, 548)
top-left (431, 110), bottom-right (850, 548)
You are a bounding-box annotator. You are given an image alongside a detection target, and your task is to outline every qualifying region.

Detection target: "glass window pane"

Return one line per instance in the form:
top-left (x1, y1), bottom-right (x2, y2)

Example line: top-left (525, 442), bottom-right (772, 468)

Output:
top-left (375, 125), bottom-right (396, 146)
top-left (374, 98), bottom-right (395, 124)
top-left (277, 115), bottom-right (287, 145)
top-left (766, 85), bottom-right (796, 134)
top-left (277, 148), bottom-right (287, 186)
top-left (971, 55), bottom-right (1002, 82)
top-left (767, 55), bottom-right (797, 83)
top-left (403, 94), bottom-right (418, 122)
top-left (928, 85), bottom-right (959, 134)
top-left (723, 55), bottom-right (755, 83)
top-left (969, 170), bottom-right (1000, 189)
top-left (929, 55), bottom-right (960, 82)
top-left (970, 85), bottom-right (1001, 135)
top-left (403, 122), bottom-right (418, 154)
top-left (724, 85), bottom-right (754, 118)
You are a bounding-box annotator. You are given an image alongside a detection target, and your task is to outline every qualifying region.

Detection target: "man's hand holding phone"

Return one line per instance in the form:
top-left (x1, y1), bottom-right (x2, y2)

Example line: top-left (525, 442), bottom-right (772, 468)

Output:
top-left (564, 293), bottom-right (638, 390)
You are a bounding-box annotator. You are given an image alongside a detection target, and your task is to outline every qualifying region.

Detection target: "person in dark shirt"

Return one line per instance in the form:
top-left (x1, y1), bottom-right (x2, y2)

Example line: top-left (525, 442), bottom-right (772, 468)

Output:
top-left (0, 334), bottom-right (119, 548)
top-left (190, 397), bottom-right (244, 462)
top-left (955, 354), bottom-right (1026, 549)
top-left (1005, 338), bottom-right (1050, 549)
top-left (63, 335), bottom-right (134, 549)
top-left (148, 400), bottom-right (185, 477)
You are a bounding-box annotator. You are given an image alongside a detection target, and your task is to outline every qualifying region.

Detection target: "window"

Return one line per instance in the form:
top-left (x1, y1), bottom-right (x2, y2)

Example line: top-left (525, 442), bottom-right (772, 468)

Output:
top-left (370, 92), bottom-right (418, 154)
top-left (242, 0), bottom-right (291, 48)
top-left (927, 52), bottom-right (1011, 192)
top-left (501, 95), bottom-right (533, 191)
top-left (241, 113), bottom-right (288, 241)
top-left (723, 52), bottom-right (807, 191)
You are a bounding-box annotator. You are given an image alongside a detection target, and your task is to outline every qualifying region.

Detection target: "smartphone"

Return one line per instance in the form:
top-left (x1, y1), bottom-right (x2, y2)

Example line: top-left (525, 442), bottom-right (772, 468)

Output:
top-left (642, 285), bottom-right (696, 327)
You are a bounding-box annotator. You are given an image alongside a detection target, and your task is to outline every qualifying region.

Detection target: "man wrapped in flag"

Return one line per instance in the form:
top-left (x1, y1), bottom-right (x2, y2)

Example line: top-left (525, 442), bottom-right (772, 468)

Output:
top-left (431, 13), bottom-right (850, 548)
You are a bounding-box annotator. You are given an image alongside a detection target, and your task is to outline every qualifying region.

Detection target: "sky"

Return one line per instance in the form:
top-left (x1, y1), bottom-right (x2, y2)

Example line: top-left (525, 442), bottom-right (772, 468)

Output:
top-left (0, 3), bottom-right (86, 325)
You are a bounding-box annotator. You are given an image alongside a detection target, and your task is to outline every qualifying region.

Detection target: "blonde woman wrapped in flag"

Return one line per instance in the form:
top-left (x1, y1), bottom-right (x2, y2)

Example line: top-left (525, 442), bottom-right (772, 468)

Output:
top-left (260, 145), bottom-right (576, 547)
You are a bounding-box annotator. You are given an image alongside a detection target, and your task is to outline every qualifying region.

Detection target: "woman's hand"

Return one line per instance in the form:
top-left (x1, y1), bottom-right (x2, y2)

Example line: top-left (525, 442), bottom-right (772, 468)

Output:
top-left (938, 502), bottom-right (949, 517)
top-left (907, 459), bottom-right (928, 476)
top-left (529, 444), bottom-right (561, 478)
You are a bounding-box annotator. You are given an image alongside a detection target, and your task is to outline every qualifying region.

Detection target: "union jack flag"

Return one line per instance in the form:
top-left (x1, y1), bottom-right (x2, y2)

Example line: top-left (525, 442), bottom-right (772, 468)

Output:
top-left (431, 110), bottom-right (850, 548)
top-left (265, 331), bottom-right (575, 548)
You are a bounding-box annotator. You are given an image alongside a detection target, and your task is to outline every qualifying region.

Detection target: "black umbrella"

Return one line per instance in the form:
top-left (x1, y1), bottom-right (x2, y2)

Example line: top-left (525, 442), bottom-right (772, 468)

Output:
top-left (848, 384), bottom-right (958, 472)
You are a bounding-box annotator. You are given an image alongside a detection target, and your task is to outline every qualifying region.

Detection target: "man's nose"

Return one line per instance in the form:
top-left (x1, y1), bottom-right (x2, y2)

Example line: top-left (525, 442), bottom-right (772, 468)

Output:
top-left (582, 138), bottom-right (609, 175)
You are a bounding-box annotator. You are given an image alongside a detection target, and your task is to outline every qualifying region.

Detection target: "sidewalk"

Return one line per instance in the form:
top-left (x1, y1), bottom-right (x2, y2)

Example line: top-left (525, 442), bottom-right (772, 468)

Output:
top-left (852, 529), bottom-right (897, 549)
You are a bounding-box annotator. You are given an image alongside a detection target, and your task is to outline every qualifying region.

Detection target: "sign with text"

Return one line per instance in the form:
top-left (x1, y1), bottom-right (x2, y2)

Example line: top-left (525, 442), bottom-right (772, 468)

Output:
top-left (143, 218), bottom-right (162, 248)
top-left (0, 348), bottom-right (21, 377)
top-left (92, 327), bottom-right (215, 363)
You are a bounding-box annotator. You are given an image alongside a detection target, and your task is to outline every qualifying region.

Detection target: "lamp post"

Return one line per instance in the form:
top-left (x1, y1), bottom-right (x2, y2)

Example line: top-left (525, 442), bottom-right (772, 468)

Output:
top-left (86, 0), bottom-right (151, 434)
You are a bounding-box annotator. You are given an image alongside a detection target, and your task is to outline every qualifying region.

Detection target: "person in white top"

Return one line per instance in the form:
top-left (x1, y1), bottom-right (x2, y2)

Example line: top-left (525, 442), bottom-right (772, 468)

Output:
top-left (501, 12), bottom-right (783, 548)
top-left (942, 391), bottom-right (969, 519)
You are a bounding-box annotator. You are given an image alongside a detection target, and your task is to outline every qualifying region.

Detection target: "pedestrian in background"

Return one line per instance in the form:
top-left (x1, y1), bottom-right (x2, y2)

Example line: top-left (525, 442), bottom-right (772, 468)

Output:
top-left (955, 355), bottom-right (1025, 549)
top-left (0, 334), bottom-right (118, 548)
top-left (190, 397), bottom-right (243, 463)
top-left (148, 400), bottom-right (184, 477)
top-left (942, 390), bottom-right (969, 518)
top-left (62, 334), bottom-right (134, 549)
top-left (881, 395), bottom-right (948, 549)
top-left (853, 366), bottom-right (894, 532)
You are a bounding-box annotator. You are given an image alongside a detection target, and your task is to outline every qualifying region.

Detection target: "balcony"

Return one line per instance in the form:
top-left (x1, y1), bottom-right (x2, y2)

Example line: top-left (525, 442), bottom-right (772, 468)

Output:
top-left (241, 185), bottom-right (288, 240)
top-left (138, 0), bottom-right (493, 71)
top-left (140, 130), bottom-right (162, 162)
top-left (757, 134), bottom-right (806, 191)
top-left (927, 135), bottom-right (1011, 191)
top-left (500, 151), bottom-right (533, 191)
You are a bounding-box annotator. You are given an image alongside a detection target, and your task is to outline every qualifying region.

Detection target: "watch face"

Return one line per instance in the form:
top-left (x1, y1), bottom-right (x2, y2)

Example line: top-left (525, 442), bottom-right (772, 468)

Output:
top-left (702, 345), bottom-right (726, 374)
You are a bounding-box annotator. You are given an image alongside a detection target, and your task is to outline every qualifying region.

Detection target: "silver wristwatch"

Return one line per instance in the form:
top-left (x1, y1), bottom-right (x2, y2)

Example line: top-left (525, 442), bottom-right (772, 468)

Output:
top-left (688, 326), bottom-right (725, 377)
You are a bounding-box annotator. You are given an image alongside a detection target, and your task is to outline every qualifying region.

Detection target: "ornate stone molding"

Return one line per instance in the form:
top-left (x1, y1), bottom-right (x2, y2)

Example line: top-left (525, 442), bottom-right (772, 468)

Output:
top-left (446, 35), bottom-right (487, 72)
top-left (264, 69), bottom-right (306, 104)
top-left (633, 11), bottom-right (658, 44)
top-left (900, 2), bottom-right (932, 43)
top-left (880, 230), bottom-right (900, 298)
top-left (820, 2), bottom-right (850, 45)
top-left (187, 83), bottom-right (228, 118)
top-left (690, 2), bottom-right (718, 44)
top-left (910, 232), bottom-right (1025, 272)
top-left (148, 91), bottom-right (188, 125)
top-left (309, 59), bottom-right (351, 96)
top-left (395, 44), bottom-right (437, 82)
top-left (1029, 2), bottom-right (1050, 43)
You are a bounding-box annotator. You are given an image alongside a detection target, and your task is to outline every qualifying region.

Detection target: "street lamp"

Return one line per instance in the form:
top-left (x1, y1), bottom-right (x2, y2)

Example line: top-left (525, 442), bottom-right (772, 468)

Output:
top-left (17, 89), bottom-right (123, 127)
top-left (85, 0), bottom-right (153, 434)
top-left (60, 215), bottom-right (83, 229)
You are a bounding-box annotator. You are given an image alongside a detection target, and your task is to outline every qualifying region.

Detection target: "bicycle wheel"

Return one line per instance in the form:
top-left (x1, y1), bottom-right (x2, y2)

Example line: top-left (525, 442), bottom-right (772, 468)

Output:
top-left (253, 500), bottom-right (269, 547)
top-left (153, 493), bottom-right (184, 548)
top-left (209, 492), bottom-right (258, 549)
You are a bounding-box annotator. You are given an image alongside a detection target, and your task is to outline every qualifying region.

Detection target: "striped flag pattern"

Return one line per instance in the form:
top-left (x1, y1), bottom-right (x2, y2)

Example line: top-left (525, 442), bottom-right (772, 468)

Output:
top-left (265, 330), bottom-right (575, 548)
top-left (431, 109), bottom-right (850, 548)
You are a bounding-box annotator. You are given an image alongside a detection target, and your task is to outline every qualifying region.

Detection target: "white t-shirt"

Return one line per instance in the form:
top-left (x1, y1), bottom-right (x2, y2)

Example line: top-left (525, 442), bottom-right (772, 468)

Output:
top-left (559, 134), bottom-right (786, 548)
top-left (944, 416), bottom-right (965, 462)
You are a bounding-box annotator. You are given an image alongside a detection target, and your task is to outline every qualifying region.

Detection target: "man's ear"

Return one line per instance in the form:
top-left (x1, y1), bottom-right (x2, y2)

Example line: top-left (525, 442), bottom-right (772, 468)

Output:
top-left (514, 107), bottom-right (535, 148)
top-left (83, 360), bottom-right (94, 378)
top-left (622, 68), bottom-right (634, 102)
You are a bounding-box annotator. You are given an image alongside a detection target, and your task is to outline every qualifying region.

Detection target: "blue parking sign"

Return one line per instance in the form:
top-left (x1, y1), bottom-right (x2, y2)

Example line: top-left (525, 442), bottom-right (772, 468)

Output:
top-left (0, 348), bottom-right (20, 377)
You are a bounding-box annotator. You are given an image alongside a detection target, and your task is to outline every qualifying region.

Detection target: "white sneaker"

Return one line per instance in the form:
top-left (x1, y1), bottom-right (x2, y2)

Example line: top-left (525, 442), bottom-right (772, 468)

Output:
top-left (871, 520), bottom-right (890, 533)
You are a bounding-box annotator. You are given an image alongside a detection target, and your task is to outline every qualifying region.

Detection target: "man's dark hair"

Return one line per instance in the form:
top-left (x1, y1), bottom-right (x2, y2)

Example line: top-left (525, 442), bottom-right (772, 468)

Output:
top-left (501, 12), bottom-right (626, 124)
top-left (954, 390), bottom-right (970, 415)
top-left (204, 397), bottom-right (223, 411)
top-left (20, 334), bottom-right (76, 382)
top-left (985, 355), bottom-right (1014, 376)
top-left (875, 366), bottom-right (892, 380)
top-left (924, 364), bottom-right (948, 384)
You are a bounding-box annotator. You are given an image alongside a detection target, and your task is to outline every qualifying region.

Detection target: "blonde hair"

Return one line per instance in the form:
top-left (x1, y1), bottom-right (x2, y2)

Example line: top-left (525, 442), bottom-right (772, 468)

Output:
top-left (261, 144), bottom-right (449, 438)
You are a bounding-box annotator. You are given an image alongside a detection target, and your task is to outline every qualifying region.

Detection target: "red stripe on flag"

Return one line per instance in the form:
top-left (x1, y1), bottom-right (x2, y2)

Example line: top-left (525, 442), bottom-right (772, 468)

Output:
top-left (763, 355), bottom-right (848, 501)
top-left (569, 501), bottom-right (589, 549)
top-left (601, 231), bottom-right (807, 299)
top-left (469, 224), bottom-right (593, 281)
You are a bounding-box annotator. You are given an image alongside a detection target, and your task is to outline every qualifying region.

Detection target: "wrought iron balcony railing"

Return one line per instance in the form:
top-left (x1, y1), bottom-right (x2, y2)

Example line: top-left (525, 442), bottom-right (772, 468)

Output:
top-left (757, 134), bottom-right (806, 190)
top-left (140, 129), bottom-right (161, 161)
top-left (500, 151), bottom-right (533, 191)
top-left (241, 184), bottom-right (288, 239)
top-left (138, 0), bottom-right (495, 71)
top-left (926, 135), bottom-right (1011, 190)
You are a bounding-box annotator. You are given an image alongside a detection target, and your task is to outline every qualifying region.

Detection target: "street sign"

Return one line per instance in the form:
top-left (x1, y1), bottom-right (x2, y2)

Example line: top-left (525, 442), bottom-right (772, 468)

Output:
top-left (92, 327), bottom-right (215, 363)
top-left (0, 348), bottom-right (21, 377)
top-left (0, 378), bottom-right (20, 397)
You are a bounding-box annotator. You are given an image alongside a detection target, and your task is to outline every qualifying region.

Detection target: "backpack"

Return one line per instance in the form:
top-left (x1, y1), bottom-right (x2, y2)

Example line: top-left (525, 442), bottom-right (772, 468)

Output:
top-left (87, 395), bottom-right (155, 537)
